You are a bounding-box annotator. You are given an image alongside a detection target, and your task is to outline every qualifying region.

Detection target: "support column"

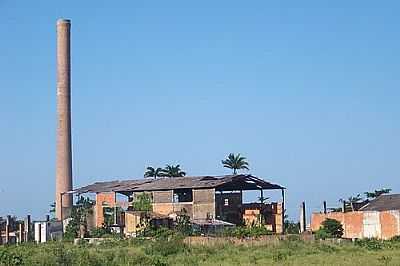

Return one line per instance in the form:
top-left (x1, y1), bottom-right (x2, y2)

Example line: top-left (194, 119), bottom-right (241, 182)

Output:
top-left (25, 215), bottom-right (31, 242)
top-left (323, 201), bottom-right (327, 214)
top-left (18, 224), bottom-right (23, 244)
top-left (300, 201), bottom-right (306, 233)
top-left (37, 224), bottom-right (42, 244)
top-left (281, 189), bottom-right (285, 234)
top-left (5, 216), bottom-right (10, 244)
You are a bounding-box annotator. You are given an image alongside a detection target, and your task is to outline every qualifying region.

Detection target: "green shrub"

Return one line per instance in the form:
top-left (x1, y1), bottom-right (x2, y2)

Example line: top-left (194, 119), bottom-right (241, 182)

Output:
top-left (0, 248), bottom-right (23, 266)
top-left (145, 233), bottom-right (186, 257)
top-left (355, 238), bottom-right (383, 250)
top-left (175, 210), bottom-right (192, 235)
top-left (51, 243), bottom-right (73, 265)
top-left (223, 226), bottom-right (272, 238)
top-left (390, 235), bottom-right (400, 242)
top-left (315, 218), bottom-right (343, 239)
top-left (90, 226), bottom-right (111, 238)
top-left (315, 228), bottom-right (330, 240)
top-left (132, 193), bottom-right (152, 211)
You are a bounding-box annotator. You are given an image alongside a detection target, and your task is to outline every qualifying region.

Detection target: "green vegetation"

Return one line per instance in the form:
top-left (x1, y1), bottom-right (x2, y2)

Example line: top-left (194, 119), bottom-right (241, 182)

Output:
top-left (221, 153), bottom-right (249, 174)
top-left (223, 226), bottom-right (272, 238)
top-left (64, 196), bottom-right (95, 239)
top-left (144, 164), bottom-right (186, 178)
top-left (3, 237), bottom-right (400, 265)
top-left (365, 188), bottom-right (392, 199)
top-left (131, 193), bottom-right (153, 212)
top-left (144, 166), bottom-right (163, 179)
top-left (159, 164), bottom-right (186, 177)
top-left (315, 218), bottom-right (344, 240)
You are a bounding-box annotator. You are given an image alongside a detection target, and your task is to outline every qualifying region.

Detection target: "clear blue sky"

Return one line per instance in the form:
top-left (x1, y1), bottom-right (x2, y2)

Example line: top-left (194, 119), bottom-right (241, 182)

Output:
top-left (1, 0), bottom-right (399, 221)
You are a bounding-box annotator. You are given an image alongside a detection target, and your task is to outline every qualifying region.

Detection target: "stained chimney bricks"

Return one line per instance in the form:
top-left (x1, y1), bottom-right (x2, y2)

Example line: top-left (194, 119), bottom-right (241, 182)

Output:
top-left (55, 19), bottom-right (73, 220)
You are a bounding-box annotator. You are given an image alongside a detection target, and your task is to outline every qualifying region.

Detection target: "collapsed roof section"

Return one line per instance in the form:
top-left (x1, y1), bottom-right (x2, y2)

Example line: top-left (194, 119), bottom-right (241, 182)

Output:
top-left (69, 174), bottom-right (285, 195)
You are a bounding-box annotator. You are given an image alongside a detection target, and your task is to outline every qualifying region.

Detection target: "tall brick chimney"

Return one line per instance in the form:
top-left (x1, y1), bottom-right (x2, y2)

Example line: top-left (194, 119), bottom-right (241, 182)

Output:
top-left (55, 19), bottom-right (73, 220)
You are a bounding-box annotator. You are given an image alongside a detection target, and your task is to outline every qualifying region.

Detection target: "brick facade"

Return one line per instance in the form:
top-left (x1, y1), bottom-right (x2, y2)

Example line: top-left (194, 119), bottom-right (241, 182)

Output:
top-left (311, 210), bottom-right (400, 239)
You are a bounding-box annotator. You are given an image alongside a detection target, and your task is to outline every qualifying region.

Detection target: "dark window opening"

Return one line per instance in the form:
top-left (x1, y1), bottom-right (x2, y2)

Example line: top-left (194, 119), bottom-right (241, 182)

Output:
top-left (173, 188), bottom-right (193, 203)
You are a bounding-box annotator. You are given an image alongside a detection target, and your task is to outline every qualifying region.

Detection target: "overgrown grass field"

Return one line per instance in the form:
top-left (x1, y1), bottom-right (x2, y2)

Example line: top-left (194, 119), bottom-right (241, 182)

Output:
top-left (1, 237), bottom-right (400, 265)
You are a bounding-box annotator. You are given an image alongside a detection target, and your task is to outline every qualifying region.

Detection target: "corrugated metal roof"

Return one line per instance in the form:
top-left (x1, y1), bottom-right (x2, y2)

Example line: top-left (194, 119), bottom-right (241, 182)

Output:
top-left (69, 174), bottom-right (284, 194)
top-left (360, 194), bottom-right (400, 211)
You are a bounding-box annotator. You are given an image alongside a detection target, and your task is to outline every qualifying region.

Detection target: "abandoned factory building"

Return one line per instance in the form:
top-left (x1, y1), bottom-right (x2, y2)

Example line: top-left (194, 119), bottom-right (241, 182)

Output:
top-left (312, 194), bottom-right (400, 240)
top-left (69, 174), bottom-right (286, 235)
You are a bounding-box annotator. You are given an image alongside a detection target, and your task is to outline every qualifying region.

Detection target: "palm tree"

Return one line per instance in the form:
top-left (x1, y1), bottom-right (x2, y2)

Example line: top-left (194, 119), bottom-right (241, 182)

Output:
top-left (144, 166), bottom-right (163, 179)
top-left (364, 188), bottom-right (392, 199)
top-left (160, 164), bottom-right (186, 177)
top-left (222, 153), bottom-right (249, 175)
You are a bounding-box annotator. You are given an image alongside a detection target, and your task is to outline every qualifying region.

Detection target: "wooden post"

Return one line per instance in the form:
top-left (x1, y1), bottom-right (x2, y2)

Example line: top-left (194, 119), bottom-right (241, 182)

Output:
top-left (37, 223), bottom-right (41, 244)
top-left (45, 215), bottom-right (50, 222)
top-left (342, 200), bottom-right (346, 213)
top-left (300, 201), bottom-right (306, 233)
top-left (281, 189), bottom-right (285, 234)
top-left (60, 192), bottom-right (63, 221)
top-left (114, 192), bottom-right (118, 225)
top-left (323, 201), bottom-right (327, 214)
top-left (260, 189), bottom-right (264, 203)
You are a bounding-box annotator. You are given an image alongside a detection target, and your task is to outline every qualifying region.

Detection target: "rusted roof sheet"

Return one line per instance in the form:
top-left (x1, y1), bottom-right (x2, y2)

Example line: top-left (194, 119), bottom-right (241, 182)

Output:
top-left (360, 194), bottom-right (400, 212)
top-left (70, 174), bottom-right (284, 194)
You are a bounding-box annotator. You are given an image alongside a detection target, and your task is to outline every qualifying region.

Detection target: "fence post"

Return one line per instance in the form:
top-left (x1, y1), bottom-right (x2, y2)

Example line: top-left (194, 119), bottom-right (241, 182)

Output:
top-left (300, 202), bottom-right (306, 233)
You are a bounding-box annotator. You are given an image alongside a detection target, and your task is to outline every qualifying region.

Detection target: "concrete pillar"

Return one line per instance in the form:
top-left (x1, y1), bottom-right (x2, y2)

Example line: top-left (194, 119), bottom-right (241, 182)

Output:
top-left (5, 217), bottom-right (10, 244)
top-left (18, 224), bottom-right (23, 244)
top-left (55, 18), bottom-right (73, 220)
top-left (37, 223), bottom-right (41, 243)
top-left (300, 201), bottom-right (306, 233)
top-left (281, 189), bottom-right (285, 234)
top-left (24, 215), bottom-right (31, 242)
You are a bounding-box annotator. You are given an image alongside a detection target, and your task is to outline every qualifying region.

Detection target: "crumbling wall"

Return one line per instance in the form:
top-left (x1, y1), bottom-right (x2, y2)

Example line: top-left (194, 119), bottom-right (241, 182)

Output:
top-left (311, 210), bottom-right (400, 239)
top-left (215, 192), bottom-right (242, 224)
top-left (193, 189), bottom-right (215, 220)
top-left (95, 192), bottom-right (116, 227)
top-left (274, 203), bottom-right (284, 234)
top-left (151, 189), bottom-right (215, 220)
top-left (152, 191), bottom-right (174, 216)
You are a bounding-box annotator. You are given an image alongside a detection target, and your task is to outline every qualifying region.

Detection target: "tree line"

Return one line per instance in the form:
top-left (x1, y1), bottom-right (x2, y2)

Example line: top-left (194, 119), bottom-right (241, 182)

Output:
top-left (144, 153), bottom-right (250, 179)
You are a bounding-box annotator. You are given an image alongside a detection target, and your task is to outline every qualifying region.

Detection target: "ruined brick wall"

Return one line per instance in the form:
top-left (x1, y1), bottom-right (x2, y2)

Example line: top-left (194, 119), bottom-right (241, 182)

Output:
top-left (274, 203), bottom-right (284, 234)
top-left (95, 192), bottom-right (116, 227)
top-left (215, 192), bottom-right (242, 224)
top-left (311, 210), bottom-right (400, 239)
top-left (193, 189), bottom-right (215, 220)
top-left (152, 191), bottom-right (174, 216)
top-left (380, 211), bottom-right (400, 239)
top-left (151, 189), bottom-right (215, 220)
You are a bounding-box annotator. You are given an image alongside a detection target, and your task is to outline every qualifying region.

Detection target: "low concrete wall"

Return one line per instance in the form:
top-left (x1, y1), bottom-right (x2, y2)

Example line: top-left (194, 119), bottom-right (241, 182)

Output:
top-left (311, 210), bottom-right (400, 240)
top-left (183, 234), bottom-right (314, 246)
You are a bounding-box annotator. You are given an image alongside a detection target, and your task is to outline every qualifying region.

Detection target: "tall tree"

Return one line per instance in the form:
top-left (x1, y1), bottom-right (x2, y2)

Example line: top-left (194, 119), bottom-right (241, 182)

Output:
top-left (221, 153), bottom-right (249, 174)
top-left (364, 188), bottom-right (392, 199)
top-left (160, 164), bottom-right (186, 177)
top-left (144, 166), bottom-right (163, 179)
